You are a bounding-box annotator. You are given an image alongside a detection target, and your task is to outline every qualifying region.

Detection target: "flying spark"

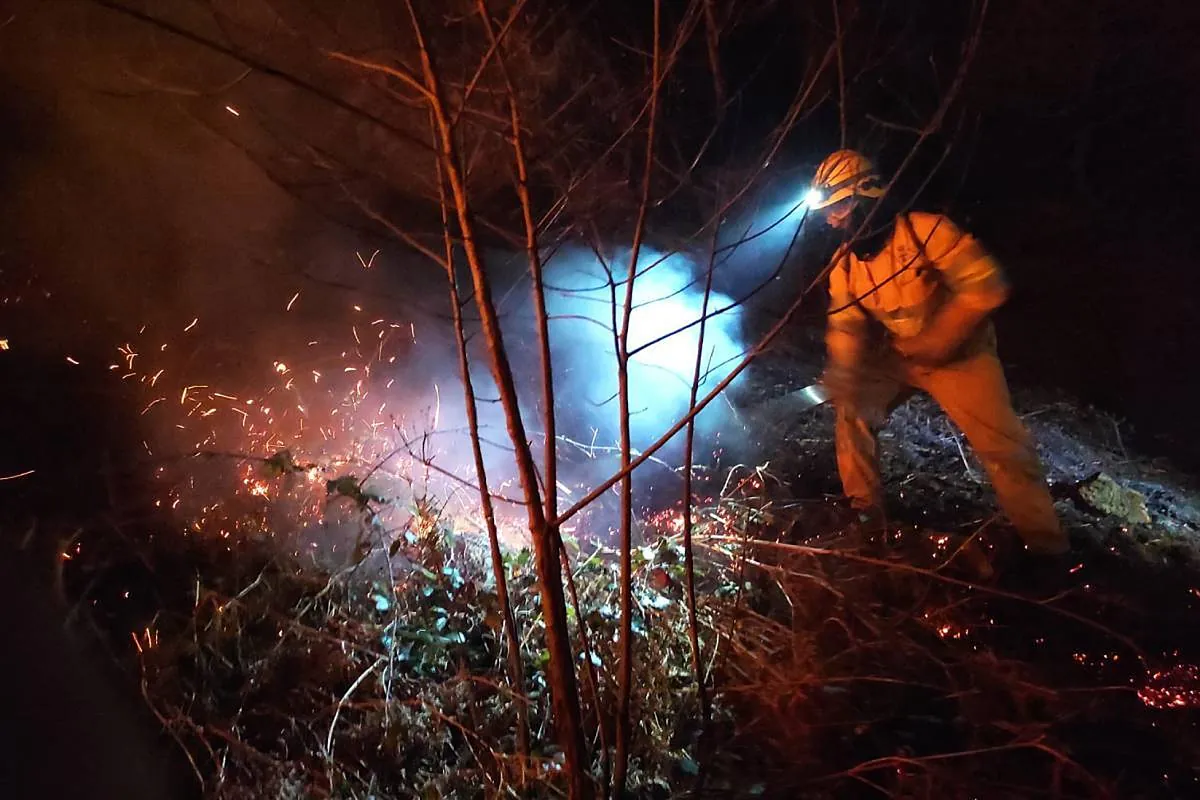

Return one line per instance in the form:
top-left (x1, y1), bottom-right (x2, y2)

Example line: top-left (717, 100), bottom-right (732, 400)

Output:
top-left (75, 238), bottom-right (751, 581)
top-left (181, 385), bottom-right (207, 404)
top-left (433, 383), bottom-right (441, 431)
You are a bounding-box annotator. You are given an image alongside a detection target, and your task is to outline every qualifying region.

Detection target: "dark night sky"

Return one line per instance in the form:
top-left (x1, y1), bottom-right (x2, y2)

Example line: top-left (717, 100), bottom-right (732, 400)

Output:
top-left (933, 0), bottom-right (1200, 468)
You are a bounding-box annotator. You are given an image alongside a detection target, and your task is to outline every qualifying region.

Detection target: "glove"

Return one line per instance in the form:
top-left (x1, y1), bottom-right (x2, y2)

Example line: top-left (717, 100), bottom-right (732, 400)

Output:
top-left (820, 362), bottom-right (860, 407)
top-left (821, 362), bottom-right (885, 426)
top-left (893, 330), bottom-right (958, 365)
top-left (894, 297), bottom-right (991, 366)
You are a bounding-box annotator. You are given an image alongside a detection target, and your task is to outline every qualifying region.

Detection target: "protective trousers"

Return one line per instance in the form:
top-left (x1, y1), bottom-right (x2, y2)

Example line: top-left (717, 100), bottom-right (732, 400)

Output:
top-left (835, 346), bottom-right (1067, 554)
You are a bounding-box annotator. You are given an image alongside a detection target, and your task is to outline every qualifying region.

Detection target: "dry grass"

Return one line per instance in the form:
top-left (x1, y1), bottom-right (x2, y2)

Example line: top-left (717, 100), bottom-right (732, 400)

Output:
top-left (58, 450), bottom-right (1200, 799)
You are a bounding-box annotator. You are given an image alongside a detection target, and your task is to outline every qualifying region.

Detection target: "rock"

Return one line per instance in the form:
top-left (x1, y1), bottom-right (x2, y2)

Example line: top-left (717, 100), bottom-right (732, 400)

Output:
top-left (1075, 472), bottom-right (1152, 525)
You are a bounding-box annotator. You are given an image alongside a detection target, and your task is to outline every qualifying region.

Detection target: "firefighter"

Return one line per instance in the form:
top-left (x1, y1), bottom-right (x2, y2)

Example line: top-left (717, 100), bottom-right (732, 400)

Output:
top-left (808, 149), bottom-right (1068, 556)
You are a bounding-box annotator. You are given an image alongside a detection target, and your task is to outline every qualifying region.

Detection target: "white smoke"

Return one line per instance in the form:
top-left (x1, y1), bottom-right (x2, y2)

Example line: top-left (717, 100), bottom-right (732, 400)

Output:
top-left (540, 245), bottom-right (743, 454)
top-left (470, 196), bottom-right (811, 502)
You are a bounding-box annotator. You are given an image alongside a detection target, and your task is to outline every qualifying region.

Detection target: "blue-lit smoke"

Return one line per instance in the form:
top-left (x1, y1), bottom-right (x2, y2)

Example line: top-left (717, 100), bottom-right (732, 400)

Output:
top-left (541, 246), bottom-right (743, 454)
top-left (404, 194), bottom-right (812, 507)
top-left (526, 195), bottom-right (810, 483)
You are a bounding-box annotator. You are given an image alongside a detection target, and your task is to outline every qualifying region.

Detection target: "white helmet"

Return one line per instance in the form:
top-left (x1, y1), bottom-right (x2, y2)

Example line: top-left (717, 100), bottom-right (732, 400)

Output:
top-left (806, 149), bottom-right (886, 209)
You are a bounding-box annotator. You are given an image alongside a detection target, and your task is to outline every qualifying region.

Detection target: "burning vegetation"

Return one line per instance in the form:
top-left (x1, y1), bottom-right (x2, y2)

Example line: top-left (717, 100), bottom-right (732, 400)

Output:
top-left (20, 309), bottom-right (1199, 798)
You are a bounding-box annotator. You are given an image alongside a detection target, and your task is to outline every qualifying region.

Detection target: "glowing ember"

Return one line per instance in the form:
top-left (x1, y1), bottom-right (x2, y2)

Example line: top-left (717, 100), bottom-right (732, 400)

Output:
top-left (921, 610), bottom-right (969, 641)
top-left (936, 623), bottom-right (967, 640)
top-left (1139, 664), bottom-right (1200, 710)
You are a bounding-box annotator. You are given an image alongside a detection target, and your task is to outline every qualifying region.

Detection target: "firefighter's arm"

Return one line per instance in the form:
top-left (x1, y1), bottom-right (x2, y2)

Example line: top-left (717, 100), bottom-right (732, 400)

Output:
top-left (823, 253), bottom-right (870, 401)
top-left (896, 215), bottom-right (1009, 364)
top-left (895, 297), bottom-right (992, 364)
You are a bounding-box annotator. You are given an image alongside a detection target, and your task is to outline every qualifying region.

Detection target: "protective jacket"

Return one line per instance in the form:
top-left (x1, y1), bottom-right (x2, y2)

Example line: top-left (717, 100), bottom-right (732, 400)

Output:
top-left (826, 212), bottom-right (1010, 362)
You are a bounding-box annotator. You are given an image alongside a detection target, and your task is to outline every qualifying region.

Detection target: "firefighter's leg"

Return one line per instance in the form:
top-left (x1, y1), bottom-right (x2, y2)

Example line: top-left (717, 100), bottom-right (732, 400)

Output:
top-left (834, 369), bottom-right (904, 512)
top-left (912, 351), bottom-right (1067, 554)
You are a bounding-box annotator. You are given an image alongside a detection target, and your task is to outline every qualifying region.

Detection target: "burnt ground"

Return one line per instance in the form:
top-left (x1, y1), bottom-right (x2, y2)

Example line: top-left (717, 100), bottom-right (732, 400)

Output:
top-left (700, 341), bottom-right (1200, 798)
top-left (734, 340), bottom-right (1200, 555)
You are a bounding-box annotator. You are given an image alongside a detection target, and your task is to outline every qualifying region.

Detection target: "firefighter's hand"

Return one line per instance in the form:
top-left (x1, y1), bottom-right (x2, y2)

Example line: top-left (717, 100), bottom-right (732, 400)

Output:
top-left (822, 364), bottom-right (885, 426)
top-left (896, 298), bottom-right (990, 365)
top-left (821, 363), bottom-right (871, 419)
top-left (820, 363), bottom-right (859, 406)
top-left (894, 330), bottom-right (958, 365)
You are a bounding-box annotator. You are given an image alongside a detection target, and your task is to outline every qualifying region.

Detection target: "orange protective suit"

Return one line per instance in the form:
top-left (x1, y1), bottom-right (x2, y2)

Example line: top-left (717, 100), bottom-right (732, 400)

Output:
top-left (826, 212), bottom-right (1067, 554)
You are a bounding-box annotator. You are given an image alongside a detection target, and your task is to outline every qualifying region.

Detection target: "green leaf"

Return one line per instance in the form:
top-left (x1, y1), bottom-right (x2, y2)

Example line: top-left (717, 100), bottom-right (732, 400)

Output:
top-left (261, 449), bottom-right (315, 478)
top-left (442, 565), bottom-right (463, 589)
top-left (325, 475), bottom-right (386, 509)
